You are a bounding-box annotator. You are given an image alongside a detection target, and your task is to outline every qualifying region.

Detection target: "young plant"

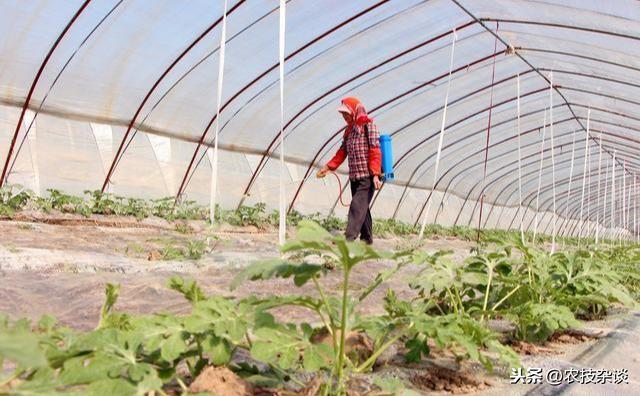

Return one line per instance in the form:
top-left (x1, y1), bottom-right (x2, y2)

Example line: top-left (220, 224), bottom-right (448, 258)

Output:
top-left (231, 220), bottom-right (411, 395)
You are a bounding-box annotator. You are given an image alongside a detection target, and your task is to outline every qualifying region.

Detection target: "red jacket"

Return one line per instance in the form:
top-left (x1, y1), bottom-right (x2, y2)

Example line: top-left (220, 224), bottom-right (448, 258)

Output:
top-left (327, 123), bottom-right (382, 179)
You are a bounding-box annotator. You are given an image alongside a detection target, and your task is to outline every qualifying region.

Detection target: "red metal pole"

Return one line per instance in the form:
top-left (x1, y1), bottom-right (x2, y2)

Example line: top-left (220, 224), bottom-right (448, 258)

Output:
top-left (0, 0), bottom-right (92, 187)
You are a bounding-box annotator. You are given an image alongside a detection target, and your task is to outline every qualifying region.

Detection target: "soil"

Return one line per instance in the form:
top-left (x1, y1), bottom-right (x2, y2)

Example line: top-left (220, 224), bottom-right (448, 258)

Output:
top-left (507, 329), bottom-right (600, 356)
top-left (0, 214), bottom-right (475, 329)
top-left (189, 366), bottom-right (254, 395)
top-left (411, 365), bottom-right (494, 394)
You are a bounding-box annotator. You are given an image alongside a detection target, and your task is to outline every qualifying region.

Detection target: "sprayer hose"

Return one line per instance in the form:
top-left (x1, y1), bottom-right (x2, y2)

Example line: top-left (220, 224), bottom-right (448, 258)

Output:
top-left (330, 171), bottom-right (351, 207)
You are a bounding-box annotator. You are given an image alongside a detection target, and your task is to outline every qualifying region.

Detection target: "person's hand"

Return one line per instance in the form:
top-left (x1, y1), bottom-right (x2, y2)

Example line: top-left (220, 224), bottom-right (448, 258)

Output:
top-left (316, 165), bottom-right (330, 178)
top-left (373, 175), bottom-right (383, 190)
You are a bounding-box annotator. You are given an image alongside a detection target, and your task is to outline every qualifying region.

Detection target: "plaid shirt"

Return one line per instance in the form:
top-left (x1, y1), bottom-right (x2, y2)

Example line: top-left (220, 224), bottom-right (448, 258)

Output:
top-left (343, 122), bottom-right (380, 180)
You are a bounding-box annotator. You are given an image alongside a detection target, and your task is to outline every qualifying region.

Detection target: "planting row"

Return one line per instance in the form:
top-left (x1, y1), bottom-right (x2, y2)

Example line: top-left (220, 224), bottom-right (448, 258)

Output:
top-left (0, 185), bottom-right (607, 246)
top-left (1, 221), bottom-right (638, 395)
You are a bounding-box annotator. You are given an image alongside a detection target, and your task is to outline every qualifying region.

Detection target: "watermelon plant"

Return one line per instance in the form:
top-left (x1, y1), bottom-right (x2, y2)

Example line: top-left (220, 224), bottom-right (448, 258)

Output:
top-left (231, 220), bottom-right (414, 394)
top-left (1, 220), bottom-right (639, 395)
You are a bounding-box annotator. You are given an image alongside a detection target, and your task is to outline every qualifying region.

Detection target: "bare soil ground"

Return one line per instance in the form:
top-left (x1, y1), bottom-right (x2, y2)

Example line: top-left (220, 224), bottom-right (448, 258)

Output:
top-left (0, 214), bottom-right (625, 395)
top-left (0, 215), bottom-right (474, 329)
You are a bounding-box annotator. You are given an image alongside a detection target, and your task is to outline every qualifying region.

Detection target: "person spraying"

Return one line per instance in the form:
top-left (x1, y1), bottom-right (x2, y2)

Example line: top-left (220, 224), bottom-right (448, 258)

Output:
top-left (317, 97), bottom-right (382, 244)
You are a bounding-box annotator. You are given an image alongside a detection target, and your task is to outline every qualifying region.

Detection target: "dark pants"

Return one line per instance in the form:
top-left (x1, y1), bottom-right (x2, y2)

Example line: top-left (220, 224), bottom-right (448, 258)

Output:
top-left (346, 177), bottom-right (374, 243)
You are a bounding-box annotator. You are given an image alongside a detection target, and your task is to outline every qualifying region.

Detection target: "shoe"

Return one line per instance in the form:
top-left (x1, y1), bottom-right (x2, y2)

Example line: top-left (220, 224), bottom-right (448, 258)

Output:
top-left (362, 239), bottom-right (373, 245)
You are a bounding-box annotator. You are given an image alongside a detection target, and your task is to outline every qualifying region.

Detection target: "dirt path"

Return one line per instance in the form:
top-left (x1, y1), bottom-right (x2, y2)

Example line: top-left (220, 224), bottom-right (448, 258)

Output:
top-left (0, 217), bottom-right (474, 329)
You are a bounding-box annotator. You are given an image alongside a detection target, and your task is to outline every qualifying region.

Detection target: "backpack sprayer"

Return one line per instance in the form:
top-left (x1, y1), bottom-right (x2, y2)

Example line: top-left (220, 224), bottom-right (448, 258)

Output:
top-left (330, 133), bottom-right (394, 207)
top-left (379, 134), bottom-right (394, 181)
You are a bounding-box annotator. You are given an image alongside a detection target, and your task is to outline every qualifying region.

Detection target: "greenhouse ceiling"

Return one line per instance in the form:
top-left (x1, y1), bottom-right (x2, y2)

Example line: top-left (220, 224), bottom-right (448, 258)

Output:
top-left (0, 0), bottom-right (638, 236)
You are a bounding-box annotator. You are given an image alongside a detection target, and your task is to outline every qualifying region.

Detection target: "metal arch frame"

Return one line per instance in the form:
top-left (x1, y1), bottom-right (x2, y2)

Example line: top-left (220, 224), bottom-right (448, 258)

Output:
top-left (539, 168), bottom-right (638, 238)
top-left (494, 132), bottom-right (639, 233)
top-left (99, 0), bottom-right (247, 193)
top-left (409, 114), bottom-right (576, 225)
top-left (447, 0), bottom-right (639, 219)
top-left (430, 76), bottom-right (639, 223)
top-left (490, 123), bottom-right (640, 218)
top-left (446, 121), bottom-right (640, 229)
top-left (0, 0), bottom-right (93, 188)
top-left (465, 148), bottom-right (601, 231)
top-left (559, 86), bottom-right (640, 109)
top-left (536, 171), bottom-right (639, 238)
top-left (330, 85), bottom-right (553, 217)
top-left (460, 129), bottom-right (640, 230)
top-left (104, 1), bottom-right (285, 187)
top-left (532, 172), bottom-right (636, 238)
top-left (516, 47), bottom-right (640, 74)
top-left (453, 132), bottom-right (586, 227)
top-left (479, 18), bottom-right (640, 43)
top-left (539, 69), bottom-right (640, 91)
top-left (173, 0), bottom-right (399, 201)
top-left (396, 3), bottom-right (640, 231)
top-left (370, 68), bottom-right (538, 216)
top-left (466, 125), bottom-right (603, 230)
top-left (5, 0), bottom-right (125, 180)
top-left (495, 142), bottom-right (638, 234)
top-left (536, 149), bottom-right (640, 229)
top-left (388, 34), bottom-right (640, 223)
top-left (285, 46), bottom-right (509, 213)
top-left (390, 102), bottom-right (639, 228)
top-left (507, 146), bottom-right (639, 235)
top-left (514, 163), bottom-right (624, 235)
top-left (396, 80), bottom-right (640, 217)
top-left (333, 70), bottom-right (640, 219)
top-left (375, 44), bottom-right (640, 218)
top-left (235, 20), bottom-right (478, 208)
top-left (396, 90), bottom-right (640, 221)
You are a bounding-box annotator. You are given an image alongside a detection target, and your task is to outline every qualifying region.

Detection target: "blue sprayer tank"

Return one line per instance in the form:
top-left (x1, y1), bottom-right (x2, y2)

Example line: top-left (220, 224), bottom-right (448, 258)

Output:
top-left (379, 134), bottom-right (394, 181)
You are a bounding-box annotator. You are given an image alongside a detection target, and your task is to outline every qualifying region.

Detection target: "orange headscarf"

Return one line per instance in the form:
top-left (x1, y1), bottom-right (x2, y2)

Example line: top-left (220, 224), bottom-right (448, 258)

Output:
top-left (338, 96), bottom-right (373, 128)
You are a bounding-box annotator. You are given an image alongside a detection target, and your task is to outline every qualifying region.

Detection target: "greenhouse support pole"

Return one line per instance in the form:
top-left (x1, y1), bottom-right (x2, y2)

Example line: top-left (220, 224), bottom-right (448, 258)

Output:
top-left (516, 75), bottom-right (525, 243)
top-left (477, 22), bottom-right (499, 242)
top-left (208, 0), bottom-right (229, 224)
top-left (533, 110), bottom-right (547, 243)
top-left (611, 151), bottom-right (616, 247)
top-left (278, 0), bottom-right (286, 246)
top-left (418, 30), bottom-right (457, 239)
top-left (633, 175), bottom-right (640, 243)
top-left (602, 157), bottom-right (609, 243)
top-left (622, 161), bottom-right (627, 239)
top-left (548, 73), bottom-right (557, 252)
top-left (578, 110), bottom-right (590, 245)
top-left (626, 165), bottom-right (631, 234)
top-left (561, 130), bottom-right (577, 243)
top-left (586, 147), bottom-right (592, 239)
top-left (633, 178), bottom-right (636, 242)
top-left (595, 134), bottom-right (603, 244)
top-left (627, 173), bottom-right (633, 241)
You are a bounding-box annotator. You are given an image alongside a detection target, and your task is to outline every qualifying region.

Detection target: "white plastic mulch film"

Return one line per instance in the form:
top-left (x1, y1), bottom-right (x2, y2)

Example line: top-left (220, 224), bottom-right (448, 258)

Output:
top-left (0, 0), bottom-right (638, 240)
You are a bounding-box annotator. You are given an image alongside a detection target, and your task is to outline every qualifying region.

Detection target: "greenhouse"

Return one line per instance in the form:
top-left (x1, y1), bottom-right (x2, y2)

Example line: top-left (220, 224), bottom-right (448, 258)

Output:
top-left (0, 1), bottom-right (639, 395)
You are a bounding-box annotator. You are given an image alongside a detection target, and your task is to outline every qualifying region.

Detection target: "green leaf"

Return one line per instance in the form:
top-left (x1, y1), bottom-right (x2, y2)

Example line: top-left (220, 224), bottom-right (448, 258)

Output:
top-left (167, 276), bottom-right (206, 304)
top-left (303, 343), bottom-right (333, 372)
top-left (0, 332), bottom-right (48, 368)
top-left (405, 336), bottom-right (429, 363)
top-left (85, 379), bottom-right (137, 396)
top-left (250, 327), bottom-right (306, 370)
top-left (231, 259), bottom-right (322, 289)
top-left (374, 375), bottom-right (421, 396)
top-left (202, 334), bottom-right (232, 366)
top-left (97, 283), bottom-right (120, 329)
top-left (160, 331), bottom-right (187, 362)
